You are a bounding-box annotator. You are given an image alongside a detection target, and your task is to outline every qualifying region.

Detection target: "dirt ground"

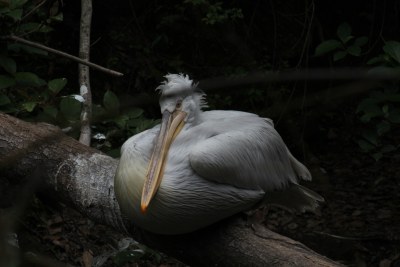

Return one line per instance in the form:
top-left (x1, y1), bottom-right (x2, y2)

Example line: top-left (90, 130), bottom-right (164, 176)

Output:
top-left (6, 107), bottom-right (400, 267)
top-left (266, 143), bottom-right (400, 266)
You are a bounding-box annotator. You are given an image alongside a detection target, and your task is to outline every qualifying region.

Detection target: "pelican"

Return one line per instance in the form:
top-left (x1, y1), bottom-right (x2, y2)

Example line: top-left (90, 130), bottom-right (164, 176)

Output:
top-left (114, 74), bottom-right (323, 235)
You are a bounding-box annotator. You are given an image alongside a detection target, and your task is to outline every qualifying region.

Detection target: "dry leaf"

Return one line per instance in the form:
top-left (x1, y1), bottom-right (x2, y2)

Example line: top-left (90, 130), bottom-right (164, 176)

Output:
top-left (82, 249), bottom-right (93, 267)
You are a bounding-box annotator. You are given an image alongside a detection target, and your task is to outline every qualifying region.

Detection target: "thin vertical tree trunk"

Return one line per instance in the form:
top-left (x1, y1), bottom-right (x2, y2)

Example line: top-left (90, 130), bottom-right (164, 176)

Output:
top-left (78, 0), bottom-right (93, 146)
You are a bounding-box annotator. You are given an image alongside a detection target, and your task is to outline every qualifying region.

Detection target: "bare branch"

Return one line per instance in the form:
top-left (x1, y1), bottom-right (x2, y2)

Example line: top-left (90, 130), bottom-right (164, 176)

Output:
top-left (21, 0), bottom-right (47, 21)
top-left (2, 35), bottom-right (123, 77)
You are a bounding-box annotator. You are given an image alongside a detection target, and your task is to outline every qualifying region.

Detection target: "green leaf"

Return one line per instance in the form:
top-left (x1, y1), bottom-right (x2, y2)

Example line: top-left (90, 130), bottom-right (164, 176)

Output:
top-left (38, 91), bottom-right (50, 102)
top-left (21, 45), bottom-right (49, 56)
top-left (337, 22), bottom-right (352, 43)
top-left (50, 13), bottom-right (63, 22)
top-left (358, 101), bottom-right (383, 122)
top-left (0, 75), bottom-right (16, 89)
top-left (381, 144), bottom-right (396, 153)
top-left (333, 51), bottom-right (347, 61)
top-left (0, 7), bottom-right (10, 14)
top-left (43, 106), bottom-right (58, 118)
top-left (113, 250), bottom-right (145, 266)
top-left (48, 78), bottom-right (67, 94)
top-left (103, 90), bottom-right (120, 112)
top-left (37, 25), bottom-right (53, 33)
top-left (383, 87), bottom-right (398, 94)
top-left (0, 94), bottom-right (11, 106)
top-left (367, 66), bottom-right (395, 76)
top-left (314, 40), bottom-right (341, 56)
top-left (22, 101), bottom-right (37, 112)
top-left (92, 104), bottom-right (106, 119)
top-left (17, 22), bottom-right (53, 34)
top-left (106, 148), bottom-right (121, 158)
top-left (372, 152), bottom-right (382, 161)
top-left (60, 96), bottom-right (82, 120)
top-left (18, 22), bottom-right (41, 33)
top-left (342, 35), bottom-right (354, 44)
top-left (9, 0), bottom-right (28, 9)
top-left (383, 41), bottom-right (400, 64)
top-left (355, 36), bottom-right (368, 47)
top-left (15, 72), bottom-right (45, 87)
top-left (8, 43), bottom-right (48, 56)
top-left (126, 118), bottom-right (141, 128)
top-left (114, 114), bottom-right (129, 129)
top-left (0, 55), bottom-right (17, 74)
top-left (388, 108), bottom-right (400, 123)
top-left (347, 45), bottom-right (361, 56)
top-left (362, 129), bottom-right (378, 146)
top-left (356, 97), bottom-right (379, 113)
top-left (0, 106), bottom-right (19, 113)
top-left (126, 108), bottom-right (144, 118)
top-left (382, 104), bottom-right (389, 114)
top-left (376, 120), bottom-right (391, 136)
top-left (357, 139), bottom-right (375, 152)
top-left (367, 55), bottom-right (386, 65)
top-left (6, 8), bottom-right (22, 20)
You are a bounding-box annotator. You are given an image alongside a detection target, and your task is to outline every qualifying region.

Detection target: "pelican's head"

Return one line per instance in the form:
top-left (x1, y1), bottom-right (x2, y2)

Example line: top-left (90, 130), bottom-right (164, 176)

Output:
top-left (140, 74), bottom-right (206, 213)
top-left (157, 73), bottom-right (206, 124)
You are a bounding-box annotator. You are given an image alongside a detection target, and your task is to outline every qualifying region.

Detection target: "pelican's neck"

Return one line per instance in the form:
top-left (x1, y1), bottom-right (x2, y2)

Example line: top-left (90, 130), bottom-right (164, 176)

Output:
top-left (187, 108), bottom-right (204, 127)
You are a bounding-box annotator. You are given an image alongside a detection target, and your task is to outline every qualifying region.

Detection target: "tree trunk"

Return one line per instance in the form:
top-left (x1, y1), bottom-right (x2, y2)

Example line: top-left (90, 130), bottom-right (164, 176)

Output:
top-left (0, 113), bottom-right (342, 266)
top-left (78, 0), bottom-right (93, 145)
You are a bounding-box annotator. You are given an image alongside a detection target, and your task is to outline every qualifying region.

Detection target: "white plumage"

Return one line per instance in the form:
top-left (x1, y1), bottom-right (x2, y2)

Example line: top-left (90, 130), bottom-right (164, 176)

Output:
top-left (114, 74), bottom-right (323, 235)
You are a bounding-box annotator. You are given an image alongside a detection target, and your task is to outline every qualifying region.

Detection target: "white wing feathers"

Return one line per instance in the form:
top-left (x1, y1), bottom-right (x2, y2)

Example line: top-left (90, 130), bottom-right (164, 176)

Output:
top-left (264, 183), bottom-right (324, 213)
top-left (189, 111), bottom-right (323, 212)
top-left (190, 111), bottom-right (306, 191)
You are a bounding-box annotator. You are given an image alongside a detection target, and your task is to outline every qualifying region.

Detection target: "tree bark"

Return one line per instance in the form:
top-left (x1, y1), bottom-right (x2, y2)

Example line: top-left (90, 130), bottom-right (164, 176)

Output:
top-left (78, 0), bottom-right (93, 146)
top-left (0, 113), bottom-right (342, 267)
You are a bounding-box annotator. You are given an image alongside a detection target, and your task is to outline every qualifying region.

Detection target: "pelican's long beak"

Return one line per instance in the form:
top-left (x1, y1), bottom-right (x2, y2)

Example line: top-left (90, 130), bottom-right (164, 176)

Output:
top-left (140, 110), bottom-right (186, 213)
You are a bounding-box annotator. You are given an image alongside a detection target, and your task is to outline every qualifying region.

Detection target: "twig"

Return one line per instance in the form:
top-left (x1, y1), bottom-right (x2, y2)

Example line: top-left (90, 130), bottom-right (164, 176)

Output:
top-left (78, 0), bottom-right (93, 146)
top-left (2, 35), bottom-right (123, 77)
top-left (21, 0), bottom-right (47, 21)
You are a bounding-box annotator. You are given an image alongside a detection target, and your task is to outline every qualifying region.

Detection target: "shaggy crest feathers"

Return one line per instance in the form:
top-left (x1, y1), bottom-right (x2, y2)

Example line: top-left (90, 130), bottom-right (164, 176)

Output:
top-left (156, 73), bottom-right (208, 109)
top-left (156, 73), bottom-right (194, 94)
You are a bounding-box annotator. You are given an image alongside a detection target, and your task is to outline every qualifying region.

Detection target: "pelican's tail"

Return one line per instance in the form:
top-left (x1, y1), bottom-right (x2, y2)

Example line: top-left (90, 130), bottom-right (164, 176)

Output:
top-left (286, 148), bottom-right (312, 181)
top-left (265, 183), bottom-right (325, 213)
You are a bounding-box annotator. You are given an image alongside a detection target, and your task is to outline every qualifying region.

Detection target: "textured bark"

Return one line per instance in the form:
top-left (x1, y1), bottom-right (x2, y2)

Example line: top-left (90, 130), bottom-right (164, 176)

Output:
top-left (0, 113), bottom-right (342, 267)
top-left (78, 0), bottom-right (93, 146)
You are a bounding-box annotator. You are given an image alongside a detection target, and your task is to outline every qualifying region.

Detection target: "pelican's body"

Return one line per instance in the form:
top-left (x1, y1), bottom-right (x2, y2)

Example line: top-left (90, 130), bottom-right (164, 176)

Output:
top-left (114, 74), bottom-right (323, 235)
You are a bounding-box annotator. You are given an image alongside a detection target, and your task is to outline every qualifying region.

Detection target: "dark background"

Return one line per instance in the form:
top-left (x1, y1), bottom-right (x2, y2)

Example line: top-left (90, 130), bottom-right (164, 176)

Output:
top-left (1, 0), bottom-right (399, 266)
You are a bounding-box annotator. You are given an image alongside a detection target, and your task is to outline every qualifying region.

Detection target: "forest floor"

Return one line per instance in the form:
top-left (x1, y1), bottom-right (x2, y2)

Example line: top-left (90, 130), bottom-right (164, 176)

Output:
top-left (266, 135), bottom-right (400, 266)
top-left (9, 108), bottom-right (400, 267)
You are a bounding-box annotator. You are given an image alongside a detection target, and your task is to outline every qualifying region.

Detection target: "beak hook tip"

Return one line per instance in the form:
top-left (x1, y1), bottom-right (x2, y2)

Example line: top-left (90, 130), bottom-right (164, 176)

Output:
top-left (140, 204), bottom-right (147, 214)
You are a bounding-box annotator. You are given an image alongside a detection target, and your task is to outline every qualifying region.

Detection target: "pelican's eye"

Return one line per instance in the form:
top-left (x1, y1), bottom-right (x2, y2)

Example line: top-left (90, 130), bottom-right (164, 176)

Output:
top-left (176, 99), bottom-right (182, 109)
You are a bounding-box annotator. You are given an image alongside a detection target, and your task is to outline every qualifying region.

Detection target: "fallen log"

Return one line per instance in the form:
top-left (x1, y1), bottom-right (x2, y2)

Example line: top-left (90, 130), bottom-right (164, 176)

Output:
top-left (0, 113), bottom-right (342, 266)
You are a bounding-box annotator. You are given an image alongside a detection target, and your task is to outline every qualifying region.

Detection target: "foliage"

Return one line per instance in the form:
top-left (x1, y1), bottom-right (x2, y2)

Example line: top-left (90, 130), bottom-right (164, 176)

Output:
top-left (315, 23), bottom-right (400, 160)
top-left (113, 241), bottom-right (164, 267)
top-left (90, 91), bottom-right (158, 157)
top-left (355, 41), bottom-right (400, 161)
top-left (184, 0), bottom-right (243, 25)
top-left (367, 41), bottom-right (400, 67)
top-left (0, 0), bottom-right (61, 37)
top-left (0, 0), bottom-right (157, 156)
top-left (0, 0), bottom-right (66, 120)
top-left (314, 22), bottom-right (368, 61)
top-left (0, 0), bottom-right (102, 142)
top-left (356, 89), bottom-right (400, 161)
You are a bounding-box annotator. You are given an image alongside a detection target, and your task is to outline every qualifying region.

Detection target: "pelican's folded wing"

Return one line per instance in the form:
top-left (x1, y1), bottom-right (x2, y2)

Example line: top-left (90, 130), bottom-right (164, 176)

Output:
top-left (189, 111), bottom-right (309, 192)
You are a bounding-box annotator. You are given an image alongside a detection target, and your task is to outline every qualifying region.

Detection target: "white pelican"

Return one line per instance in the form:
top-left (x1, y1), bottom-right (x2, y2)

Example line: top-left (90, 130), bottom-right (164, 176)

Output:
top-left (114, 74), bottom-right (323, 235)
